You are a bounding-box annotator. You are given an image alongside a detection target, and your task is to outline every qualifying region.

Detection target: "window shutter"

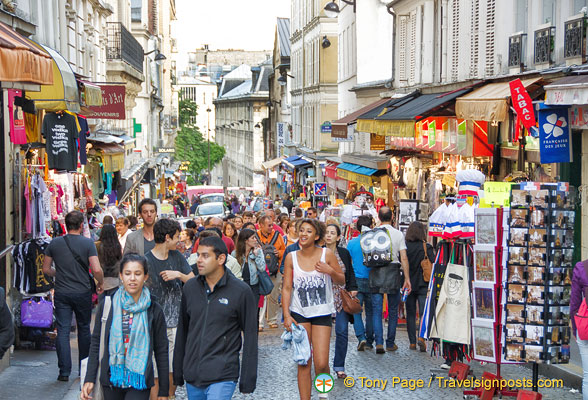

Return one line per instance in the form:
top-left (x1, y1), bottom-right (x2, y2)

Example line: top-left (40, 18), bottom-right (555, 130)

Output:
top-left (485, 0), bottom-right (496, 76)
top-left (451, 0), bottom-right (460, 82)
top-left (398, 16), bottom-right (408, 81)
top-left (409, 11), bottom-right (417, 84)
top-left (470, 0), bottom-right (480, 78)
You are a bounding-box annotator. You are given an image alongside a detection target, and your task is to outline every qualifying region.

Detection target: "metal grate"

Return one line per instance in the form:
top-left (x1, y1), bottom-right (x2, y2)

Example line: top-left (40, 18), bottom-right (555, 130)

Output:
top-left (106, 22), bottom-right (144, 74)
top-left (564, 17), bottom-right (586, 59)
top-left (534, 27), bottom-right (554, 64)
top-left (508, 33), bottom-right (526, 68)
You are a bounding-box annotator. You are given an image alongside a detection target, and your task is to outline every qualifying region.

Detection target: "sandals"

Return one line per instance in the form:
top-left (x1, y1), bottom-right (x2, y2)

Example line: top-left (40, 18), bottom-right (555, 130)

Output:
top-left (336, 371), bottom-right (347, 379)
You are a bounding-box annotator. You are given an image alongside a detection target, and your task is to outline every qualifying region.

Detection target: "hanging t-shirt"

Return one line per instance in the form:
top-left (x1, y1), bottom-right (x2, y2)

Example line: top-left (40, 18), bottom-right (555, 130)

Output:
top-left (77, 115), bottom-right (90, 165)
top-left (42, 112), bottom-right (80, 171)
top-left (8, 89), bottom-right (26, 144)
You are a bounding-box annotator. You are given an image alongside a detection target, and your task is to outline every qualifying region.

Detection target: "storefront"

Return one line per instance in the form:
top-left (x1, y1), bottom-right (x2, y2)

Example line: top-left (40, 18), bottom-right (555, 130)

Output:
top-left (261, 156), bottom-right (285, 197)
top-left (281, 154), bottom-right (313, 198)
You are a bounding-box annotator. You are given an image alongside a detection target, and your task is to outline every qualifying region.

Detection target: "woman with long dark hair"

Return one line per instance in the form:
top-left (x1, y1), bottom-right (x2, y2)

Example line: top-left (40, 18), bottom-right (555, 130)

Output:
top-left (404, 221), bottom-right (435, 352)
top-left (324, 224), bottom-right (358, 379)
top-left (223, 221), bottom-right (238, 245)
top-left (282, 219), bottom-right (345, 400)
top-left (81, 253), bottom-right (169, 400)
top-left (233, 228), bottom-right (267, 312)
top-left (96, 225), bottom-right (123, 295)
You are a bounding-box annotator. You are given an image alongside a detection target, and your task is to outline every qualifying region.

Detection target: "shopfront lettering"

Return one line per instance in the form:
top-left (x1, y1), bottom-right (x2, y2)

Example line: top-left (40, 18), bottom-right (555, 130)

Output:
top-left (509, 79), bottom-right (536, 129)
top-left (538, 104), bottom-right (572, 163)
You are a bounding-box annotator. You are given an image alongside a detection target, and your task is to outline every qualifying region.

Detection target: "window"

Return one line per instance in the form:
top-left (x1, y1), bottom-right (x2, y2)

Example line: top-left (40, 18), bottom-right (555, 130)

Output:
top-left (542, 0), bottom-right (555, 24)
top-left (515, 0), bottom-right (527, 32)
top-left (131, 0), bottom-right (141, 22)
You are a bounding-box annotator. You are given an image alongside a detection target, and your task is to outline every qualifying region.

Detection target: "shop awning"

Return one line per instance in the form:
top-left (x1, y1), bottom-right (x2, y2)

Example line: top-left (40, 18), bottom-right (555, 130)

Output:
top-left (332, 98), bottom-right (390, 138)
top-left (0, 21), bottom-right (53, 85)
top-left (336, 162), bottom-right (381, 186)
top-left (324, 161), bottom-right (339, 180)
top-left (261, 156), bottom-right (285, 170)
top-left (91, 142), bottom-right (124, 172)
top-left (455, 77), bottom-right (542, 122)
top-left (545, 75), bottom-right (588, 105)
top-left (87, 132), bottom-right (125, 145)
top-left (26, 43), bottom-right (80, 112)
top-left (119, 159), bottom-right (149, 203)
top-left (77, 79), bottom-right (103, 106)
top-left (282, 155), bottom-right (312, 170)
top-left (357, 89), bottom-right (470, 137)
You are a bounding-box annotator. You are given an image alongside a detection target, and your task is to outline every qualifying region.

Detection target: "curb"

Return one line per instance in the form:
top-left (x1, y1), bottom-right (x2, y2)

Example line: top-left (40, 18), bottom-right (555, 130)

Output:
top-left (523, 362), bottom-right (583, 391)
top-left (62, 377), bottom-right (81, 400)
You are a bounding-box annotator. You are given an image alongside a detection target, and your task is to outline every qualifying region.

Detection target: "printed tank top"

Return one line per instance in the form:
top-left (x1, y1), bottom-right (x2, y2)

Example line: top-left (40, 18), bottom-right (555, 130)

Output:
top-left (290, 248), bottom-right (335, 318)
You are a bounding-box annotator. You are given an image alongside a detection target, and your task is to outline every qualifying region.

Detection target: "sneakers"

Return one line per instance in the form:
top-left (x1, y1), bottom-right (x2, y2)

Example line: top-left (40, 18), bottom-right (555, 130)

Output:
top-left (418, 338), bottom-right (426, 352)
top-left (357, 340), bottom-right (367, 351)
top-left (409, 344), bottom-right (417, 350)
top-left (57, 375), bottom-right (69, 382)
top-left (440, 363), bottom-right (451, 370)
top-left (386, 344), bottom-right (399, 352)
top-left (365, 343), bottom-right (374, 350)
top-left (376, 345), bottom-right (386, 354)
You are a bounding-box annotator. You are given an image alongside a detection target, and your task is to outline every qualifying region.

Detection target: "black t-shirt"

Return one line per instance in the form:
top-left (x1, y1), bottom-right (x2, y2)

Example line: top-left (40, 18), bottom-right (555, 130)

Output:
top-left (45, 234), bottom-right (98, 293)
top-left (42, 112), bottom-right (80, 171)
top-left (144, 250), bottom-right (191, 328)
top-left (144, 237), bottom-right (155, 254)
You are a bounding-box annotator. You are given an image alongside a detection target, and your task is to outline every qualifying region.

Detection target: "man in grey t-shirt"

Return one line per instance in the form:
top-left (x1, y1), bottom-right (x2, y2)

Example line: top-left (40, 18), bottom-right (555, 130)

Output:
top-left (43, 211), bottom-right (104, 382)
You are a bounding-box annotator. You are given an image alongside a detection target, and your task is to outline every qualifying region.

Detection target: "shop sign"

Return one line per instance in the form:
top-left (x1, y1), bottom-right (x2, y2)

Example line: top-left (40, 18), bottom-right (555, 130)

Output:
top-left (276, 122), bottom-right (286, 156)
top-left (320, 121), bottom-right (332, 133)
top-left (415, 117), bottom-right (456, 154)
top-left (441, 174), bottom-right (456, 188)
top-left (86, 84), bottom-right (126, 120)
top-left (538, 104), bottom-right (573, 163)
top-left (156, 147), bottom-right (176, 153)
top-left (370, 133), bottom-right (386, 150)
top-left (509, 79), bottom-right (536, 129)
top-left (336, 168), bottom-right (372, 186)
top-left (570, 105), bottom-right (588, 129)
top-left (482, 182), bottom-right (513, 207)
top-left (457, 119), bottom-right (467, 153)
top-left (332, 125), bottom-right (354, 142)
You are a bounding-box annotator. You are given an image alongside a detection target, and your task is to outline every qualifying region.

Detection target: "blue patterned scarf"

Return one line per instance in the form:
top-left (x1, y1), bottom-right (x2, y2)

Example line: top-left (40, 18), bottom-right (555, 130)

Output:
top-left (109, 287), bottom-right (151, 390)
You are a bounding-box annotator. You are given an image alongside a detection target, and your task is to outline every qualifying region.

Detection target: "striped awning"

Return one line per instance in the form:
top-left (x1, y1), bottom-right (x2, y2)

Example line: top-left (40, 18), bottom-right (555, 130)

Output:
top-left (0, 21), bottom-right (53, 85)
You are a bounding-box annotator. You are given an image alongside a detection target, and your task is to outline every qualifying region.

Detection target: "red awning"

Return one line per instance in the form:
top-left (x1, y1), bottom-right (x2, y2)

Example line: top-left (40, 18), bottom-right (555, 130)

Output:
top-left (332, 98), bottom-right (391, 138)
top-left (325, 161), bottom-right (339, 179)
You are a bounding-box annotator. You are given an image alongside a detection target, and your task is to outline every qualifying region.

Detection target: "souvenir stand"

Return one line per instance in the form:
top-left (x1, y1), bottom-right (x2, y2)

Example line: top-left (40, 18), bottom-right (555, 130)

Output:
top-left (502, 182), bottom-right (574, 392)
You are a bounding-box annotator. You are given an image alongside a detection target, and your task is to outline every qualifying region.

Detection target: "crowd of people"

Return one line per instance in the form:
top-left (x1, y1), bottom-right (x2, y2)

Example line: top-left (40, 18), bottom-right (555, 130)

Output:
top-left (19, 192), bottom-right (537, 400)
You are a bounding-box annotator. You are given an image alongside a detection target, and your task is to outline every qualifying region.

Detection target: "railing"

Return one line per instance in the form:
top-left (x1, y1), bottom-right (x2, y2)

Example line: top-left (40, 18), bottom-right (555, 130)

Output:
top-left (564, 17), bottom-right (586, 59)
top-left (534, 27), bottom-right (554, 65)
top-left (106, 22), bottom-right (144, 74)
top-left (508, 33), bottom-right (526, 68)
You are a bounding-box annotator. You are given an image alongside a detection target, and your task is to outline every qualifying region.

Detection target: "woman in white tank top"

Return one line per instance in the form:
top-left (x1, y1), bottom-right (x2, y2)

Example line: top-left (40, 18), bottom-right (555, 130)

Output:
top-left (282, 219), bottom-right (345, 400)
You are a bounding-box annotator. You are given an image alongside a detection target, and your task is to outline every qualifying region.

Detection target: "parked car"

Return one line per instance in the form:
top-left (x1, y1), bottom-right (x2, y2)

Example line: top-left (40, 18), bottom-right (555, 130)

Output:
top-left (200, 193), bottom-right (225, 204)
top-left (194, 202), bottom-right (228, 219)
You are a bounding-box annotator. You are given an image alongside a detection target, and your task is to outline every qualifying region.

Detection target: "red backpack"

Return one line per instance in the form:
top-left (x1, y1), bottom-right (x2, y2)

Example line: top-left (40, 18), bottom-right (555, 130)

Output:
top-left (574, 262), bottom-right (588, 340)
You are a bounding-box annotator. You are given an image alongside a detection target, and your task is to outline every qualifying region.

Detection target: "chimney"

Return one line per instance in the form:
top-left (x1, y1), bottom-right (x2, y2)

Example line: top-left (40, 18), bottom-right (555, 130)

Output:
top-left (251, 66), bottom-right (261, 92)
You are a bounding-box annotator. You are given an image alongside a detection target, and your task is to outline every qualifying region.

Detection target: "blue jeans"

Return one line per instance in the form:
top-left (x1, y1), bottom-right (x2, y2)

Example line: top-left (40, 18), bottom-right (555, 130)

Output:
top-left (406, 289), bottom-right (427, 345)
top-left (352, 291), bottom-right (373, 346)
top-left (372, 293), bottom-right (384, 346)
top-left (577, 337), bottom-right (588, 400)
top-left (371, 292), bottom-right (400, 347)
top-left (186, 381), bottom-right (237, 400)
top-left (54, 291), bottom-right (93, 376)
top-left (333, 309), bottom-right (363, 371)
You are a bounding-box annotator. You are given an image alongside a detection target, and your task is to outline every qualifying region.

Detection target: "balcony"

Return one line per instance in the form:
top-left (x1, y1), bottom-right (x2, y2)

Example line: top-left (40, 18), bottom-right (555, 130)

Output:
top-left (564, 17), bottom-right (586, 61)
top-left (508, 33), bottom-right (527, 69)
top-left (106, 22), bottom-right (144, 74)
top-left (534, 26), bottom-right (555, 65)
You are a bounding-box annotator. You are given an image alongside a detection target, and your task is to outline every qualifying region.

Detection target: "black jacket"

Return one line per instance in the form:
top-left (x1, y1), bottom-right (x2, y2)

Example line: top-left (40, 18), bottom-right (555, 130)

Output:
top-left (84, 291), bottom-right (169, 396)
top-left (336, 246), bottom-right (358, 292)
top-left (0, 288), bottom-right (14, 359)
top-left (405, 240), bottom-right (436, 292)
top-left (173, 267), bottom-right (258, 394)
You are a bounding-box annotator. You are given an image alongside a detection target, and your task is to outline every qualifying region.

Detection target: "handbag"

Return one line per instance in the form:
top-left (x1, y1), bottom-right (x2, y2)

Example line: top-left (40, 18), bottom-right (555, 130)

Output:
top-left (421, 241), bottom-right (433, 282)
top-left (80, 295), bottom-right (111, 400)
top-left (21, 297), bottom-right (53, 328)
top-left (257, 268), bottom-right (275, 296)
top-left (63, 235), bottom-right (97, 294)
top-left (340, 289), bottom-right (362, 314)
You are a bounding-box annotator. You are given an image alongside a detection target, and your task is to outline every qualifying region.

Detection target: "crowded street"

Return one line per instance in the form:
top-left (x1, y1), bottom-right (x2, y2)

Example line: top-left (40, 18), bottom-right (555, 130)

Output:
top-left (3, 1), bottom-right (588, 400)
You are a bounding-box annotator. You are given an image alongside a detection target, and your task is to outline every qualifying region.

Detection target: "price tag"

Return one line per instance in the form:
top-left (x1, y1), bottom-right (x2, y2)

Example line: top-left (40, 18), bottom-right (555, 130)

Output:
top-left (442, 174), bottom-right (456, 187)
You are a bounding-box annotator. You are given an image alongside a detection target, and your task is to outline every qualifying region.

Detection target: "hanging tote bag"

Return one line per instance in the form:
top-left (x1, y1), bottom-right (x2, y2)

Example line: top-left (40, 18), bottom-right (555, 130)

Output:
top-left (80, 295), bottom-right (112, 400)
top-left (21, 297), bottom-right (53, 328)
top-left (257, 268), bottom-right (275, 296)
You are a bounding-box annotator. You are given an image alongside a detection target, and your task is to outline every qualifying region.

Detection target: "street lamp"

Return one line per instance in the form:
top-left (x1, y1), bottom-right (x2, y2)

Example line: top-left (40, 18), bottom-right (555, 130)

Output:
top-left (324, 0), bottom-right (356, 17)
top-left (206, 107), bottom-right (211, 183)
top-left (144, 49), bottom-right (167, 66)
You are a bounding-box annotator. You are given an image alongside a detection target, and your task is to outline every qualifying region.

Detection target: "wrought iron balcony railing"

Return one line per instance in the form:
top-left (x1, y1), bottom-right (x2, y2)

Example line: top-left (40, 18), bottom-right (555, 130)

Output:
top-left (106, 22), bottom-right (144, 74)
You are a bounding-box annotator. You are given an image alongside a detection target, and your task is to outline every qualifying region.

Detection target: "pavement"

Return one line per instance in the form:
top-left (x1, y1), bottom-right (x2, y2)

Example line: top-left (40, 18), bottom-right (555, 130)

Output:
top-left (0, 325), bottom-right (583, 400)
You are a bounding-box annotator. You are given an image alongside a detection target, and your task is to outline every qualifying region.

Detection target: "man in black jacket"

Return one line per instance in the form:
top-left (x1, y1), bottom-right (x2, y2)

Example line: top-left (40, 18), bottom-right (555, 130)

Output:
top-left (0, 287), bottom-right (14, 360)
top-left (173, 236), bottom-right (257, 399)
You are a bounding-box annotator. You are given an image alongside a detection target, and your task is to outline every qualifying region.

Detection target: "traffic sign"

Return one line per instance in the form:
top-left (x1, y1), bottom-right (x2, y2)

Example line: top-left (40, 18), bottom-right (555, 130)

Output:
top-left (313, 182), bottom-right (327, 197)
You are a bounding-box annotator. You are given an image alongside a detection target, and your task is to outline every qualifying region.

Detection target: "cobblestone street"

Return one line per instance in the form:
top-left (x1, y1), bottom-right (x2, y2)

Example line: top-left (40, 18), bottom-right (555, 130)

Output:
top-left (171, 326), bottom-right (582, 400)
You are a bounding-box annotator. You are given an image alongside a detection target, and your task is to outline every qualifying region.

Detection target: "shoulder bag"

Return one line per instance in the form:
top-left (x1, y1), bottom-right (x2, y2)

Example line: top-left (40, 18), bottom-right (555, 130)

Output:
top-left (340, 289), bottom-right (362, 315)
top-left (80, 295), bottom-right (111, 400)
top-left (257, 267), bottom-right (274, 296)
top-left (421, 241), bottom-right (433, 282)
top-left (63, 235), bottom-right (96, 294)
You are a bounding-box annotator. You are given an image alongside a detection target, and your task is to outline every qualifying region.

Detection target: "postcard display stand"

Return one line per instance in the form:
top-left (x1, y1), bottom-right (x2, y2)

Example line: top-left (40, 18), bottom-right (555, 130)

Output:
top-left (503, 182), bottom-right (575, 390)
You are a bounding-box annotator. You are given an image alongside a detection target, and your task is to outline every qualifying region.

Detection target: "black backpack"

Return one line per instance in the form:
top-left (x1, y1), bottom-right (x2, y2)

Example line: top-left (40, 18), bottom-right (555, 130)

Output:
top-left (256, 232), bottom-right (281, 276)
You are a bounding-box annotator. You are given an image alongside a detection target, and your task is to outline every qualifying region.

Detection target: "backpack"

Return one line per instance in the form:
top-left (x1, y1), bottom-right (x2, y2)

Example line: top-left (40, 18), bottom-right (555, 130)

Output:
top-left (360, 227), bottom-right (393, 267)
top-left (256, 231), bottom-right (280, 276)
top-left (574, 262), bottom-right (588, 340)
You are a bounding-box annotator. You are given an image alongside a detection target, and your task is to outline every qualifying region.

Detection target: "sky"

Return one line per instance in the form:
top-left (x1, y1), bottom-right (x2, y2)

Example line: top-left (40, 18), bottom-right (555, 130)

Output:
top-left (174, 0), bottom-right (290, 71)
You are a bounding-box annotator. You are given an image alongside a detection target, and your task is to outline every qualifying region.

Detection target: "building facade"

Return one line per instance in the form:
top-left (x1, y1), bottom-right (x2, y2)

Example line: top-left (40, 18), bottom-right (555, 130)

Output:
top-left (177, 76), bottom-right (217, 141)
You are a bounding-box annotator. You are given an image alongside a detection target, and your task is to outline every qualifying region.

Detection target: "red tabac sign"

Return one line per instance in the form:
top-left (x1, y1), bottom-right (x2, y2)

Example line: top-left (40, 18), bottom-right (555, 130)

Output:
top-left (509, 79), bottom-right (535, 129)
top-left (86, 84), bottom-right (126, 120)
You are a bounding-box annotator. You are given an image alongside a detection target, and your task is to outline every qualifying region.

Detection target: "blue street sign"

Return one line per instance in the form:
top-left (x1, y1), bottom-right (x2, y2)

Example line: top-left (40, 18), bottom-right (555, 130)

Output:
top-left (314, 182), bottom-right (327, 197)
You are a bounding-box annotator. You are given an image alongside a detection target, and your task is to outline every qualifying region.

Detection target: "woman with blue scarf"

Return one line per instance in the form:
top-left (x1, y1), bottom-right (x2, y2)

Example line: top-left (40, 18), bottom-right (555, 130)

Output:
top-left (81, 253), bottom-right (169, 400)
